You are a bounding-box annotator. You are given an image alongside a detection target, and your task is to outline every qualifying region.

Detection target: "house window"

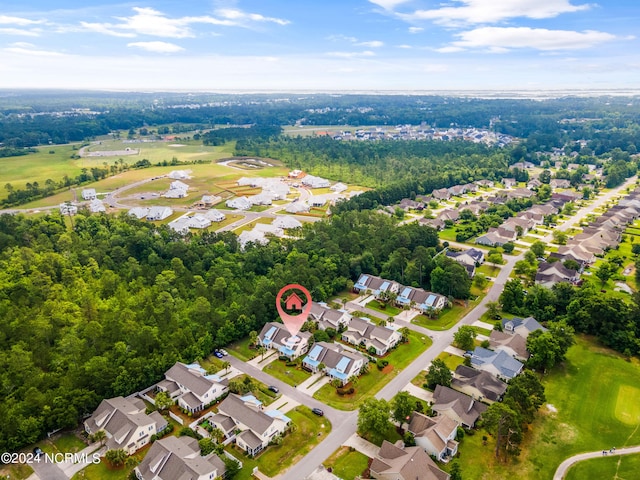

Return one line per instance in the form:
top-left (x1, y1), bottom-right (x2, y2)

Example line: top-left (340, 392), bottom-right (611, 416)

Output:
top-left (139, 431), bottom-right (144, 436)
top-left (149, 426), bottom-right (152, 431)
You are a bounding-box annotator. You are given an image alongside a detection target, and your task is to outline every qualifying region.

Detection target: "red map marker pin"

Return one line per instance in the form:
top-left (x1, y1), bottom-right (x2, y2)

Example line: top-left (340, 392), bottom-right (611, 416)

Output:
top-left (276, 284), bottom-right (312, 338)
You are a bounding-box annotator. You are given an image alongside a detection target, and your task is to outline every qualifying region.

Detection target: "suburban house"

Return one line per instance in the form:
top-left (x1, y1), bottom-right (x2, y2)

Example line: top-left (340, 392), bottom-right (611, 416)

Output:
top-left (475, 179), bottom-right (495, 188)
top-left (517, 210), bottom-right (544, 225)
top-left (501, 316), bottom-right (546, 339)
top-left (352, 274), bottom-right (400, 298)
top-left (438, 209), bottom-right (460, 223)
top-left (551, 244), bottom-right (596, 266)
top-left (489, 330), bottom-right (530, 362)
top-left (134, 436), bottom-right (226, 480)
top-left (82, 188), bottom-right (97, 200)
top-left (475, 227), bottom-right (516, 247)
top-left (214, 394), bottom-right (290, 456)
top-left (432, 385), bottom-right (487, 428)
top-left (302, 341), bottom-right (366, 385)
top-left (272, 216), bottom-right (302, 229)
top-left (89, 199), bottom-right (106, 213)
top-left (128, 207), bottom-right (149, 219)
top-left (59, 203), bottom-right (78, 215)
top-left (501, 217), bottom-right (534, 236)
top-left (238, 230), bottom-right (269, 249)
top-left (446, 248), bottom-right (484, 277)
top-left (370, 440), bottom-right (450, 480)
top-left (510, 161), bottom-right (534, 169)
top-left (506, 187), bottom-right (536, 199)
top-left (226, 196), bottom-right (252, 211)
top-left (448, 185), bottom-right (467, 197)
top-left (146, 206), bottom-right (173, 221)
top-left (432, 188), bottom-right (451, 201)
top-left (85, 396), bottom-right (168, 455)
top-left (502, 178), bottom-right (516, 188)
top-left (529, 203), bottom-right (558, 216)
top-left (301, 175), bottom-right (331, 189)
top-left (398, 198), bottom-right (424, 211)
top-left (309, 302), bottom-right (352, 331)
top-left (408, 411), bottom-right (459, 462)
top-left (342, 317), bottom-right (401, 355)
top-left (195, 194), bottom-right (222, 208)
top-left (285, 201), bottom-right (310, 214)
top-left (451, 365), bottom-right (507, 404)
top-left (470, 347), bottom-right (524, 381)
top-left (158, 362), bottom-right (228, 414)
top-left (527, 179), bottom-right (542, 190)
top-left (203, 209), bottom-right (226, 222)
top-left (535, 261), bottom-right (580, 288)
top-left (248, 192), bottom-right (273, 206)
top-left (168, 170), bottom-right (190, 180)
top-left (330, 182), bottom-right (348, 193)
top-left (258, 322), bottom-right (311, 359)
top-left (550, 179), bottom-right (571, 189)
top-left (395, 286), bottom-right (447, 312)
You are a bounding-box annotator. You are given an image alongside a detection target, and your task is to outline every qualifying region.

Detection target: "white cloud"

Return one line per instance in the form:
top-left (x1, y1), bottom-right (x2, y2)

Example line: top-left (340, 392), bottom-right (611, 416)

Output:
top-left (127, 41), bottom-right (184, 53)
top-left (327, 34), bottom-right (358, 43)
top-left (445, 27), bottom-right (617, 51)
top-left (356, 40), bottom-right (384, 48)
top-left (215, 8), bottom-right (290, 26)
top-left (397, 44), bottom-right (413, 49)
top-left (408, 27), bottom-right (423, 34)
top-left (368, 0), bottom-right (411, 10)
top-left (4, 42), bottom-right (64, 56)
top-left (0, 28), bottom-right (40, 37)
top-left (325, 50), bottom-right (376, 58)
top-left (0, 15), bottom-right (42, 26)
top-left (396, 0), bottom-right (593, 26)
top-left (77, 6), bottom-right (289, 40)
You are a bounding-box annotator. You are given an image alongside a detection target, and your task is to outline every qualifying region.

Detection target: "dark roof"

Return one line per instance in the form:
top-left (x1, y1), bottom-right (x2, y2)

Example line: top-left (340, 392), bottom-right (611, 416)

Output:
top-left (452, 365), bottom-right (507, 402)
top-left (432, 385), bottom-right (487, 427)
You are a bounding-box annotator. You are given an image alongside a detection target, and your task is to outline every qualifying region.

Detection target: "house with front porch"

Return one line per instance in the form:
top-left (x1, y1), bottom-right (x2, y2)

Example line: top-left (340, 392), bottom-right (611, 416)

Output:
top-left (158, 362), bottom-right (228, 414)
top-left (342, 317), bottom-right (401, 355)
top-left (85, 396), bottom-right (168, 455)
top-left (352, 274), bottom-right (401, 299)
top-left (215, 394), bottom-right (290, 457)
top-left (258, 322), bottom-right (311, 359)
top-left (309, 302), bottom-right (352, 331)
top-left (408, 411), bottom-right (459, 462)
top-left (395, 286), bottom-right (447, 313)
top-left (302, 341), bottom-right (366, 385)
top-left (432, 385), bottom-right (487, 428)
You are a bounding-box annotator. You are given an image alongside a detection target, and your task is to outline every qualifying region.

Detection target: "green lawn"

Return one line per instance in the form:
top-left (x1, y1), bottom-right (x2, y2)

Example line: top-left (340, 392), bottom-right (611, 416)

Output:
top-left (477, 263), bottom-right (502, 277)
top-left (366, 300), bottom-right (402, 316)
top-left (412, 302), bottom-right (474, 331)
top-left (263, 359), bottom-right (312, 387)
top-left (324, 446), bottom-right (370, 480)
top-left (471, 326), bottom-right (492, 337)
top-left (71, 462), bottom-right (132, 480)
top-left (436, 351), bottom-right (466, 371)
top-left (226, 337), bottom-right (256, 361)
top-left (227, 406), bottom-right (331, 478)
top-left (456, 336), bottom-right (640, 480)
top-left (313, 332), bottom-right (432, 409)
top-left (438, 227), bottom-right (459, 242)
top-left (565, 453), bottom-right (640, 480)
top-left (0, 463), bottom-right (33, 480)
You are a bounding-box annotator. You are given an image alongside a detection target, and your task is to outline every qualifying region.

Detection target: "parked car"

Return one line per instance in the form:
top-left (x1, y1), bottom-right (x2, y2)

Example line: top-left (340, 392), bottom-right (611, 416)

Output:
top-left (312, 408), bottom-right (324, 416)
top-left (214, 351), bottom-right (224, 358)
top-left (268, 385), bottom-right (279, 394)
top-left (33, 447), bottom-right (43, 458)
top-left (220, 349), bottom-right (228, 356)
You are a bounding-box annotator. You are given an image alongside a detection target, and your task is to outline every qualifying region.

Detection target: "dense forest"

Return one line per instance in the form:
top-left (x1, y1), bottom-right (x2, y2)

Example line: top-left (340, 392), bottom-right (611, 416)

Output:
top-left (0, 210), bottom-right (443, 451)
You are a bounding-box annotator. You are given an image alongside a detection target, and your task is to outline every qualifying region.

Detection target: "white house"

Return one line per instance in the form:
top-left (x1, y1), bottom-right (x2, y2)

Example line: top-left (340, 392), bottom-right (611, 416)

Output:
top-left (214, 394), bottom-right (290, 456)
top-left (342, 317), bottom-right (401, 356)
top-left (158, 362), bottom-right (228, 414)
top-left (248, 192), bottom-right (273, 206)
top-left (89, 199), bottom-right (106, 213)
top-left (330, 182), bottom-right (348, 193)
top-left (258, 322), bottom-right (311, 359)
top-left (203, 209), bottom-right (226, 222)
top-left (302, 342), bottom-right (366, 385)
top-left (395, 286), bottom-right (447, 312)
top-left (301, 175), bottom-right (331, 189)
top-left (128, 207), bottom-right (149, 219)
top-left (147, 206), bottom-right (173, 221)
top-left (226, 196), bottom-right (252, 210)
top-left (59, 203), bottom-right (78, 215)
top-left (408, 411), bottom-right (459, 462)
top-left (168, 216), bottom-right (191, 234)
top-left (309, 302), bottom-right (351, 330)
top-left (168, 170), bottom-right (190, 180)
top-left (273, 216), bottom-right (302, 229)
top-left (238, 230), bottom-right (268, 249)
top-left (82, 188), bottom-right (97, 200)
top-left (285, 201), bottom-right (310, 214)
top-left (84, 396), bottom-right (168, 455)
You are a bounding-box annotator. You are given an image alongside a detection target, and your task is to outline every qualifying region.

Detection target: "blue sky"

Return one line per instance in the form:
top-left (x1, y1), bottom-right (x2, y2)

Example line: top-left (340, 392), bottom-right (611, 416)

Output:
top-left (0, 0), bottom-right (638, 91)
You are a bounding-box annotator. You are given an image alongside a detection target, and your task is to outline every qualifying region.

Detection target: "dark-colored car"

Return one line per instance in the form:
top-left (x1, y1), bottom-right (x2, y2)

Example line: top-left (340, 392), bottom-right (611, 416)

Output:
top-left (33, 447), bottom-right (44, 458)
top-left (214, 351), bottom-right (224, 358)
top-left (268, 385), bottom-right (279, 394)
top-left (312, 408), bottom-right (324, 416)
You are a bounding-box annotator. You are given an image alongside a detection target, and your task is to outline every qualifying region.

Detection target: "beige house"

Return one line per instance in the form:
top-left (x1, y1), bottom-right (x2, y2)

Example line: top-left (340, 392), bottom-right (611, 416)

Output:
top-left (342, 317), bottom-right (401, 356)
top-left (370, 440), bottom-right (450, 480)
top-left (159, 362), bottom-right (228, 414)
top-left (408, 412), bottom-right (458, 462)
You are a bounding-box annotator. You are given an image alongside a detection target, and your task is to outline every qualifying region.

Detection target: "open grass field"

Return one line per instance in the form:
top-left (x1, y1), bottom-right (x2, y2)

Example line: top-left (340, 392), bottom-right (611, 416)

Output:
top-left (565, 453), bottom-right (640, 480)
top-left (323, 446), bottom-right (370, 480)
top-left (456, 336), bottom-right (640, 480)
top-left (313, 331), bottom-right (431, 410)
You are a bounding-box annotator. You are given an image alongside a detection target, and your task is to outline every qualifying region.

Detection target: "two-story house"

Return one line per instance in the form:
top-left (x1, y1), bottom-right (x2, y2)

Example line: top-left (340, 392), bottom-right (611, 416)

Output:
top-left (258, 322), bottom-right (311, 359)
top-left (309, 302), bottom-right (352, 331)
top-left (159, 362), bottom-right (228, 414)
top-left (302, 341), bottom-right (366, 385)
top-left (84, 396), bottom-right (168, 455)
top-left (408, 411), bottom-right (458, 462)
top-left (352, 274), bottom-right (400, 299)
top-left (341, 317), bottom-right (401, 356)
top-left (134, 436), bottom-right (226, 480)
top-left (395, 285), bottom-right (448, 312)
top-left (214, 394), bottom-right (290, 456)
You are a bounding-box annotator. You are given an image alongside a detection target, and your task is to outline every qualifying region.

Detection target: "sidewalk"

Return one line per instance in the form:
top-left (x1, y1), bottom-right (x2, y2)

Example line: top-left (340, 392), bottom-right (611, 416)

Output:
top-left (402, 383), bottom-right (434, 403)
top-left (248, 350), bottom-right (278, 369)
top-left (297, 373), bottom-right (330, 396)
top-left (343, 433), bottom-right (378, 458)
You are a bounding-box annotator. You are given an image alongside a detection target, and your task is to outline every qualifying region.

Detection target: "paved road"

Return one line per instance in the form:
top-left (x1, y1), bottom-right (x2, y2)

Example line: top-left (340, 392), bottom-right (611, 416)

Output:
top-left (553, 446), bottom-right (640, 480)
